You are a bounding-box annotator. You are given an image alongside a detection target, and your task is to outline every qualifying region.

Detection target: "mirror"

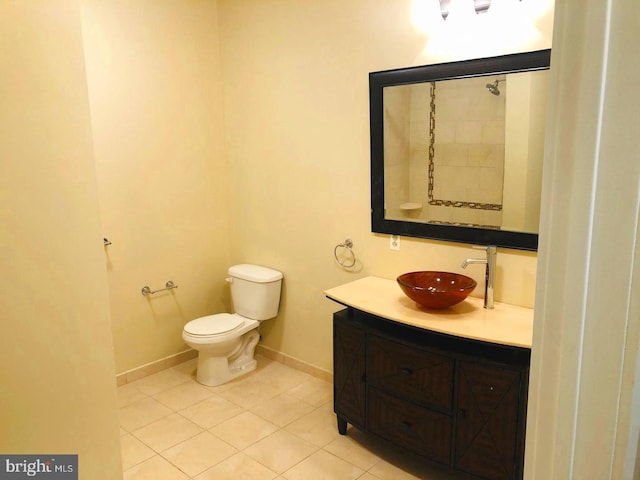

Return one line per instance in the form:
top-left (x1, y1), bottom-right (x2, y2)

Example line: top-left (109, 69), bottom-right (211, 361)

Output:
top-left (370, 49), bottom-right (551, 251)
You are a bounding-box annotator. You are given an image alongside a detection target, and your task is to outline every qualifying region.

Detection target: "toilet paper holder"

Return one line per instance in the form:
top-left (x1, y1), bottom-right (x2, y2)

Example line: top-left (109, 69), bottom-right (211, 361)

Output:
top-left (141, 281), bottom-right (178, 296)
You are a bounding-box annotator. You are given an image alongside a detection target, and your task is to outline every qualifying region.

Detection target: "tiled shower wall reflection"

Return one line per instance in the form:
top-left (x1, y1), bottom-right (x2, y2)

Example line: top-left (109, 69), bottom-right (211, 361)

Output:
top-left (385, 76), bottom-right (505, 227)
top-left (383, 71), bottom-right (548, 232)
top-left (422, 76), bottom-right (505, 227)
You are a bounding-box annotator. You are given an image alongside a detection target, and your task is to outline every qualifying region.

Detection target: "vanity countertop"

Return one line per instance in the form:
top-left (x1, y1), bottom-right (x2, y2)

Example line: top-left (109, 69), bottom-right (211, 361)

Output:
top-left (325, 276), bottom-right (534, 349)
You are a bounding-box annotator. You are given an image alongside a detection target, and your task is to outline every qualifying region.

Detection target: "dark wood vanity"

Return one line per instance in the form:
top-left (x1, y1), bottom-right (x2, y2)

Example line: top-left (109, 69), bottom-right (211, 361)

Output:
top-left (359, 50), bottom-right (545, 477)
top-left (333, 306), bottom-right (530, 480)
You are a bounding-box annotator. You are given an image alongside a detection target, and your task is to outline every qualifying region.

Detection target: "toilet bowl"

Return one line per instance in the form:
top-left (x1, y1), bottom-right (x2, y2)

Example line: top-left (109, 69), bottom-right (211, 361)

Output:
top-left (182, 264), bottom-right (282, 386)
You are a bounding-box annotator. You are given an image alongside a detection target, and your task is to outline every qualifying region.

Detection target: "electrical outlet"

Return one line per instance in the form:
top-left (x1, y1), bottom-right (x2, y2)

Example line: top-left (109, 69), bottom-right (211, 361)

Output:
top-left (390, 235), bottom-right (400, 251)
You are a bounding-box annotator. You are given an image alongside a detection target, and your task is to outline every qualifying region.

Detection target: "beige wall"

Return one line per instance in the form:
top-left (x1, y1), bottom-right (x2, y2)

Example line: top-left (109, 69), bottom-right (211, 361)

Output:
top-left (0, 0), bottom-right (121, 477)
top-left (81, 0), bottom-right (231, 374)
top-left (217, 0), bottom-right (554, 373)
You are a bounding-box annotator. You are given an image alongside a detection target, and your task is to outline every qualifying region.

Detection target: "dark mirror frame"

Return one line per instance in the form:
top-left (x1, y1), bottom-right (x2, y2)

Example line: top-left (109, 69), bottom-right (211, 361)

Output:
top-left (370, 49), bottom-right (551, 251)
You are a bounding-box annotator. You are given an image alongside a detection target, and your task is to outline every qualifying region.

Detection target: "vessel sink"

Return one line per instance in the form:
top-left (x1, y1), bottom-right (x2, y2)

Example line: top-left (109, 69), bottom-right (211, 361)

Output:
top-left (397, 271), bottom-right (477, 309)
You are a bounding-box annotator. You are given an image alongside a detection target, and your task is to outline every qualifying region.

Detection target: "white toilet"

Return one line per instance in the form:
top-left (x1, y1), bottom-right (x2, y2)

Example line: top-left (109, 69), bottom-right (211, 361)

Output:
top-left (182, 264), bottom-right (283, 386)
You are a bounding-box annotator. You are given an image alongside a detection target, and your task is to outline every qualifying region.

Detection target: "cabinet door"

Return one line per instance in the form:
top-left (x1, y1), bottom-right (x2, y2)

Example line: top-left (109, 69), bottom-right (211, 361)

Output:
top-left (333, 311), bottom-right (366, 430)
top-left (455, 362), bottom-right (522, 480)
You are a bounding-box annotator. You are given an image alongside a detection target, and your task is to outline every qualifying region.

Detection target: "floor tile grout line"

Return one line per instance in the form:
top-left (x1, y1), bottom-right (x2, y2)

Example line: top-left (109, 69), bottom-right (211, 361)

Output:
top-left (119, 357), bottom-right (343, 479)
top-left (127, 428), bottom-right (242, 479)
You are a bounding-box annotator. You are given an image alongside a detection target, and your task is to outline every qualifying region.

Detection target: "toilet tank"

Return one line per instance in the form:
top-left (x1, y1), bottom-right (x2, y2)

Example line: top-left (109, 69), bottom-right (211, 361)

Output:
top-left (228, 264), bottom-right (283, 321)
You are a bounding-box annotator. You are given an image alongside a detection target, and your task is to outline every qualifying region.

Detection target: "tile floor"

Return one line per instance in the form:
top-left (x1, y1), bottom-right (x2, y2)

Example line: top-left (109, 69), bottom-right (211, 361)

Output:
top-left (119, 355), bottom-right (471, 480)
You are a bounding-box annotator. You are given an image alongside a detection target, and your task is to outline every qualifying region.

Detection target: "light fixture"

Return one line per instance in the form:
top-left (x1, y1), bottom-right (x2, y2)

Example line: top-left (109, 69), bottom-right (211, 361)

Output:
top-left (416, 0), bottom-right (548, 59)
top-left (439, 0), bottom-right (493, 19)
top-left (438, 0), bottom-right (523, 20)
top-left (488, 0), bottom-right (518, 16)
top-left (446, 0), bottom-right (477, 22)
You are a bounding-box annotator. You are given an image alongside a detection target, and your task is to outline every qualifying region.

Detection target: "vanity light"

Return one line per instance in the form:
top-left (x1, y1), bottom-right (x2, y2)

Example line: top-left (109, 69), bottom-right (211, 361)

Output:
top-left (439, 0), bottom-right (491, 20)
top-left (438, 0), bottom-right (523, 20)
top-left (487, 0), bottom-right (519, 16)
top-left (416, 0), bottom-right (541, 59)
top-left (445, 0), bottom-right (478, 22)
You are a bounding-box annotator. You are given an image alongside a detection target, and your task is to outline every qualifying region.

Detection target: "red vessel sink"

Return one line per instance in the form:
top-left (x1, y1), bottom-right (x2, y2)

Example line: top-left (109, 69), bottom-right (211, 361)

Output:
top-left (397, 271), bottom-right (477, 309)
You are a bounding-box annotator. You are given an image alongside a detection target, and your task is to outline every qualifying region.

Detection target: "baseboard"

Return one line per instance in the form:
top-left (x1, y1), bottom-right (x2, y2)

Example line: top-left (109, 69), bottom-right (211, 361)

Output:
top-left (116, 349), bottom-right (198, 386)
top-left (115, 345), bottom-right (333, 386)
top-left (255, 344), bottom-right (333, 383)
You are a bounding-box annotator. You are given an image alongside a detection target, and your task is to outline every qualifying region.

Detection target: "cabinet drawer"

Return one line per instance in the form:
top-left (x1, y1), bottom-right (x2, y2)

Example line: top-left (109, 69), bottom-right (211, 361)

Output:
top-left (368, 335), bottom-right (454, 410)
top-left (369, 387), bottom-right (451, 464)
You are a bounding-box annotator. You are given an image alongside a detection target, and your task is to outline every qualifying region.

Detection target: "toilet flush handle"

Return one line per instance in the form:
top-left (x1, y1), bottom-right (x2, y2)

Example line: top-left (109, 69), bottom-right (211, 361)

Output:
top-left (226, 277), bottom-right (233, 283)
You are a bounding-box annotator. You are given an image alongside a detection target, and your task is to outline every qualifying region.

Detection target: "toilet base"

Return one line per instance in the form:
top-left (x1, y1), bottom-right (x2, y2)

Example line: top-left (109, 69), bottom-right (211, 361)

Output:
top-left (195, 329), bottom-right (260, 386)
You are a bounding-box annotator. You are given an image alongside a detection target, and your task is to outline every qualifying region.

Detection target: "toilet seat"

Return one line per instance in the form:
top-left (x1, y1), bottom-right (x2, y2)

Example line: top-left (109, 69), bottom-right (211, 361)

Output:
top-left (184, 313), bottom-right (244, 337)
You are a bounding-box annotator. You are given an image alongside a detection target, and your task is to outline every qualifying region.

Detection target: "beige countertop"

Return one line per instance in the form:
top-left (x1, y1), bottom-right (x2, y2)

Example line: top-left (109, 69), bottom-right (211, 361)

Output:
top-left (325, 276), bottom-right (534, 349)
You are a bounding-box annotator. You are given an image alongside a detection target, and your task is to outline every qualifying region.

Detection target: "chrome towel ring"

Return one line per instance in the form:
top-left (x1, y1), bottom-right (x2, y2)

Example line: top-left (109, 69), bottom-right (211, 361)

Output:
top-left (334, 239), bottom-right (356, 268)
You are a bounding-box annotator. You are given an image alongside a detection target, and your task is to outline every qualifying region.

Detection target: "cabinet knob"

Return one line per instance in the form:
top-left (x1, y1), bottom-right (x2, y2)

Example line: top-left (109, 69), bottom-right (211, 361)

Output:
top-left (399, 368), bottom-right (414, 376)
top-left (458, 409), bottom-right (466, 420)
top-left (400, 421), bottom-right (412, 430)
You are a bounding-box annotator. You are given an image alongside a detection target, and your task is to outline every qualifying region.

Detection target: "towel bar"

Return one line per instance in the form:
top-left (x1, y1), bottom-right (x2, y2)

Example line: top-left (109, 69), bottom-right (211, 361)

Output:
top-left (141, 281), bottom-right (178, 296)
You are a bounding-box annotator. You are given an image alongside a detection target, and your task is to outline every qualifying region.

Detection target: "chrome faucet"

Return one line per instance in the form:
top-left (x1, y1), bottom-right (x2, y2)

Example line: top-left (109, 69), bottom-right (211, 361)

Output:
top-left (461, 245), bottom-right (497, 309)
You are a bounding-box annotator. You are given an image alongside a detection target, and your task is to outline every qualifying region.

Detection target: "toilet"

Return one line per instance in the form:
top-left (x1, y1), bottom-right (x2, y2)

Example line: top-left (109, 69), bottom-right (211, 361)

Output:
top-left (182, 264), bottom-right (283, 386)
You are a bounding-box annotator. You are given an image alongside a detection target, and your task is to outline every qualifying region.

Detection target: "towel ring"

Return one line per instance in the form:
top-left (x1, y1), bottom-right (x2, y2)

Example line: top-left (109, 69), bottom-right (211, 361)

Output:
top-left (334, 239), bottom-right (356, 268)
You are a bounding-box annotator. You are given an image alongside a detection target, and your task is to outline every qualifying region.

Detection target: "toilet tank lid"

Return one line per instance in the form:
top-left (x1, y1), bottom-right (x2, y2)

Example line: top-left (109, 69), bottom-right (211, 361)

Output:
top-left (228, 264), bottom-right (283, 283)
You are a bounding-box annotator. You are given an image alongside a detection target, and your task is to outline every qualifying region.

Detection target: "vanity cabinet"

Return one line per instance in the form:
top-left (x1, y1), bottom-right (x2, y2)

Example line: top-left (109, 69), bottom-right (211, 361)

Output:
top-left (333, 308), bottom-right (530, 480)
top-left (333, 315), bottom-right (366, 430)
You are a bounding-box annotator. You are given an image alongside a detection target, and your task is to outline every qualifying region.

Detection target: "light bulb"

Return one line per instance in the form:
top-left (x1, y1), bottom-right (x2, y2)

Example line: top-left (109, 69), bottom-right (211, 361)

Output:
top-left (447, 0), bottom-right (477, 23)
top-left (411, 0), bottom-right (445, 34)
top-left (488, 0), bottom-right (518, 17)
